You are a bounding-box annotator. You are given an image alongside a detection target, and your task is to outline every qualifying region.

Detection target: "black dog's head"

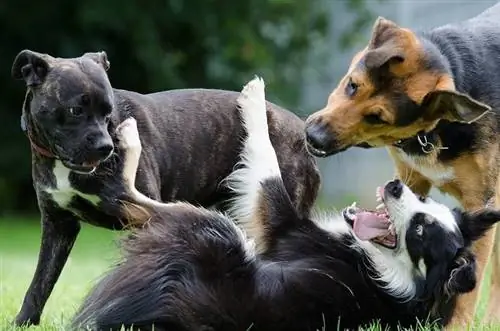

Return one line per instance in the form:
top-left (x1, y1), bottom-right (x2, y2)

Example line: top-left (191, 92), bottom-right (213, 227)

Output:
top-left (12, 49), bottom-right (115, 174)
top-left (343, 179), bottom-right (500, 304)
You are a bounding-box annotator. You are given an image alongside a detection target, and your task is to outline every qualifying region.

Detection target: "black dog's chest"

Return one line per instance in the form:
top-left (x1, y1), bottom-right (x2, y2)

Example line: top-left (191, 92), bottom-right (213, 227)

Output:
top-left (41, 160), bottom-right (128, 229)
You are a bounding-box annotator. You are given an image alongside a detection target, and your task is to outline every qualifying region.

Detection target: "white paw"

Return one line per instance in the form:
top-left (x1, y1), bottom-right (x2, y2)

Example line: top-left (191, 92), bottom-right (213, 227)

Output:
top-left (116, 117), bottom-right (141, 151)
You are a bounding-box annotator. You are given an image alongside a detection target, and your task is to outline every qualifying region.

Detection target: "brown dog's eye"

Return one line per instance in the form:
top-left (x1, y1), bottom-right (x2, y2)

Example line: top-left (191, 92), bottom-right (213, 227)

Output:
top-left (364, 113), bottom-right (387, 125)
top-left (345, 78), bottom-right (358, 97)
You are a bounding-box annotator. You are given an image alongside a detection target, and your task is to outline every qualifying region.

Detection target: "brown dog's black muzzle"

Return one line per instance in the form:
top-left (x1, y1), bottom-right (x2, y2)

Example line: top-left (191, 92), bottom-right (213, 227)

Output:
top-left (304, 118), bottom-right (345, 157)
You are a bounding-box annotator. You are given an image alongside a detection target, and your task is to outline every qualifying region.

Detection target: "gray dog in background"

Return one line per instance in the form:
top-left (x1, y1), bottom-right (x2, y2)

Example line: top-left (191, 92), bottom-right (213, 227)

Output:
top-left (11, 49), bottom-right (321, 327)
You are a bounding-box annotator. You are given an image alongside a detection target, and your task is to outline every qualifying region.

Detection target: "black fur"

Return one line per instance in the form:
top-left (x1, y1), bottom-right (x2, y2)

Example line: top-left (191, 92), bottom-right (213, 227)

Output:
top-left (71, 176), bottom-right (500, 331)
top-left (11, 50), bottom-right (321, 326)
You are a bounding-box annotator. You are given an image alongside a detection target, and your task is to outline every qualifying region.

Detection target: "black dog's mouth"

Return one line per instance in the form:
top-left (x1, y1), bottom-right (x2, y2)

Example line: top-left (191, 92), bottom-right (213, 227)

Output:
top-left (343, 189), bottom-right (397, 249)
top-left (61, 160), bottom-right (101, 174)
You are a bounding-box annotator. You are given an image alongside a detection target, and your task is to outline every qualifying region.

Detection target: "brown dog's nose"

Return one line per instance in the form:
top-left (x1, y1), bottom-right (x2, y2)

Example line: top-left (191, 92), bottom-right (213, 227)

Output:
top-left (305, 121), bottom-right (337, 156)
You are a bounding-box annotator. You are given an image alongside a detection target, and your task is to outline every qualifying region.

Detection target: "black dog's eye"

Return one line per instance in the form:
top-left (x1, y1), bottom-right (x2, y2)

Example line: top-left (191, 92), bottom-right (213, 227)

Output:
top-left (364, 113), bottom-right (387, 125)
top-left (418, 195), bottom-right (427, 203)
top-left (68, 107), bottom-right (84, 117)
top-left (81, 94), bottom-right (91, 106)
top-left (345, 78), bottom-right (358, 97)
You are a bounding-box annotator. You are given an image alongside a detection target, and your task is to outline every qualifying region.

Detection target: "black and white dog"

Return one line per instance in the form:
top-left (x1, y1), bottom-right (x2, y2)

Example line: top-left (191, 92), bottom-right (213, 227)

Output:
top-left (71, 77), bottom-right (500, 331)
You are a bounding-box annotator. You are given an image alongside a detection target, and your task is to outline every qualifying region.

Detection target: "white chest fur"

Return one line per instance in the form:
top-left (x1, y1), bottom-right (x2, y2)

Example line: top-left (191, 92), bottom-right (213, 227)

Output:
top-left (44, 161), bottom-right (101, 209)
top-left (396, 151), bottom-right (455, 186)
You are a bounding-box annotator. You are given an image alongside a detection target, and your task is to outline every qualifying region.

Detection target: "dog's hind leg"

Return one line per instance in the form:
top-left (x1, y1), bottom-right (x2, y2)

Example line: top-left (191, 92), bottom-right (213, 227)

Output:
top-left (14, 208), bottom-right (80, 326)
top-left (225, 76), bottom-right (301, 254)
top-left (115, 118), bottom-right (175, 213)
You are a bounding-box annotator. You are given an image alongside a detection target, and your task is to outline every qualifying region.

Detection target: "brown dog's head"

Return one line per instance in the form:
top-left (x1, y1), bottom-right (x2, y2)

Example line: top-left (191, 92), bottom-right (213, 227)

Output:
top-left (304, 17), bottom-right (491, 157)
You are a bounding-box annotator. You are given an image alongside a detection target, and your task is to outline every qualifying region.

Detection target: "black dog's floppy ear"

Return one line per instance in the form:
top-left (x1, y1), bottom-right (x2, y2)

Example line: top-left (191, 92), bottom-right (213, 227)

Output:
top-left (82, 51), bottom-right (110, 71)
top-left (445, 248), bottom-right (476, 295)
top-left (422, 89), bottom-right (491, 124)
top-left (455, 208), bottom-right (500, 244)
top-left (12, 50), bottom-right (53, 87)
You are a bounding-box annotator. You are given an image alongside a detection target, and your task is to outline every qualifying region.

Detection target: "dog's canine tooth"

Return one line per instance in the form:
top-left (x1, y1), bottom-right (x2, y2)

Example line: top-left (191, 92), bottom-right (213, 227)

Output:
top-left (376, 203), bottom-right (385, 210)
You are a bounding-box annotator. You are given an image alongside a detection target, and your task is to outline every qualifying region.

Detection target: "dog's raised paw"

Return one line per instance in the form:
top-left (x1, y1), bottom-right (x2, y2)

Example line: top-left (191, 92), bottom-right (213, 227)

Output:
top-left (116, 117), bottom-right (141, 151)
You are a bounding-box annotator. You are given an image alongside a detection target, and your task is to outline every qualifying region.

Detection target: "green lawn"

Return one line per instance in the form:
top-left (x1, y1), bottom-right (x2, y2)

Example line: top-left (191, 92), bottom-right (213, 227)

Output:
top-left (0, 217), bottom-right (497, 331)
top-left (0, 217), bottom-right (122, 331)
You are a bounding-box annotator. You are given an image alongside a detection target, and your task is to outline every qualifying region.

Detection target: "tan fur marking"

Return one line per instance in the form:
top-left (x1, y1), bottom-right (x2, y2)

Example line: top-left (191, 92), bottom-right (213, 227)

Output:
top-left (388, 148), bottom-right (432, 196)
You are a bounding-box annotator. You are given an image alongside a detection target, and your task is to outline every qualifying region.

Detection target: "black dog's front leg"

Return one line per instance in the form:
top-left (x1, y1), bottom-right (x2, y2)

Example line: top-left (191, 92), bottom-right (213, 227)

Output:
top-left (14, 204), bottom-right (80, 326)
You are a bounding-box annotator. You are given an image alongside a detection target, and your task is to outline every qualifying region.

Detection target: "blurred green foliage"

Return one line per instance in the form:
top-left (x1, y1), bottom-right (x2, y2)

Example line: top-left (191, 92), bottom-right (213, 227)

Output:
top-left (0, 0), bottom-right (374, 214)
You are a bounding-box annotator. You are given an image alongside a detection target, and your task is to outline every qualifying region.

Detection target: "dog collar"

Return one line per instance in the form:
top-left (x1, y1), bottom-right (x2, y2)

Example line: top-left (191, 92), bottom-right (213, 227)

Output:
top-left (26, 130), bottom-right (57, 158)
top-left (21, 117), bottom-right (57, 159)
top-left (393, 130), bottom-right (448, 155)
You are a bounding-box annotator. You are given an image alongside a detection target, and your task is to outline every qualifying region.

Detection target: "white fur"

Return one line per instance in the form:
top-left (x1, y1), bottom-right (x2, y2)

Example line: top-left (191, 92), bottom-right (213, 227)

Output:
top-left (114, 117), bottom-right (166, 209)
top-left (397, 151), bottom-right (455, 186)
top-left (225, 76), bottom-right (281, 253)
top-left (313, 209), bottom-right (419, 300)
top-left (362, 183), bottom-right (460, 299)
top-left (312, 184), bottom-right (460, 300)
top-left (116, 117), bottom-right (256, 260)
top-left (385, 185), bottom-right (458, 233)
top-left (45, 161), bottom-right (101, 209)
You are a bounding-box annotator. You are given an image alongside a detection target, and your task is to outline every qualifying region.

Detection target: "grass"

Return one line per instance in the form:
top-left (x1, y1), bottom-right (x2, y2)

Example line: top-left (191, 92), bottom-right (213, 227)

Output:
top-left (0, 217), bottom-right (122, 330)
top-left (0, 216), bottom-right (498, 331)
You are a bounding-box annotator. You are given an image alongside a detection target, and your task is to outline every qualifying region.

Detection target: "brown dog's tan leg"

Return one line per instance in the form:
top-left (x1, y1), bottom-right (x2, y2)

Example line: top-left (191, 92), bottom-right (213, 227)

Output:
top-left (446, 195), bottom-right (496, 329)
top-left (445, 154), bottom-right (499, 328)
top-left (483, 173), bottom-right (500, 323)
top-left (448, 226), bottom-right (496, 329)
top-left (391, 156), bottom-right (432, 197)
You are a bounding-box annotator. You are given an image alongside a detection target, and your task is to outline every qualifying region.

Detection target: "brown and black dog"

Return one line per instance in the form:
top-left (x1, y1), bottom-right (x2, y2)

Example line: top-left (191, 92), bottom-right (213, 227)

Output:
top-left (304, 3), bottom-right (500, 328)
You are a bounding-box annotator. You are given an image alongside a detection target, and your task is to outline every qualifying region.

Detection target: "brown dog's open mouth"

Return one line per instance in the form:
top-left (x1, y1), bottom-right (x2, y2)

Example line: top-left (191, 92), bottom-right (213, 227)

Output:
top-left (343, 188), bottom-right (397, 249)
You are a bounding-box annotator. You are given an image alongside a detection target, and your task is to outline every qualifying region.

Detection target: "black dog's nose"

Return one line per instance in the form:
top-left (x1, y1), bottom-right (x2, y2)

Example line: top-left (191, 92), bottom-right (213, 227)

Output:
top-left (386, 179), bottom-right (403, 199)
top-left (92, 141), bottom-right (114, 159)
top-left (96, 144), bottom-right (114, 157)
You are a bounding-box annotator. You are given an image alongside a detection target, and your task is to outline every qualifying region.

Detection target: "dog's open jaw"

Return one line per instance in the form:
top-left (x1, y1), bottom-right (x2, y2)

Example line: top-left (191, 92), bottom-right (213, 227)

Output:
top-left (344, 186), bottom-right (397, 249)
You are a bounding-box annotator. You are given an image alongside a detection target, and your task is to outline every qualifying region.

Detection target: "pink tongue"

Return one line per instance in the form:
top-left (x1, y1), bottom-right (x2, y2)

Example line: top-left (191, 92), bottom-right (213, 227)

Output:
top-left (353, 211), bottom-right (390, 240)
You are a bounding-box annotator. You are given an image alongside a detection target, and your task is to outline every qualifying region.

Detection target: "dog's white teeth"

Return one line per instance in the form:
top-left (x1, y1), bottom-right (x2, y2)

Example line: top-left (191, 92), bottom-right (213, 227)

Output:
top-left (376, 203), bottom-right (385, 210)
top-left (350, 201), bottom-right (357, 209)
top-left (388, 223), bottom-right (395, 234)
top-left (376, 196), bottom-right (382, 203)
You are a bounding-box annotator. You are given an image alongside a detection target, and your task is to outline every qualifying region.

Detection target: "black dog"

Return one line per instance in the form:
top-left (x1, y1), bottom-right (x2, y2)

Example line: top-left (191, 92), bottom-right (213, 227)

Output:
top-left (71, 78), bottom-right (500, 331)
top-left (11, 50), bottom-right (320, 326)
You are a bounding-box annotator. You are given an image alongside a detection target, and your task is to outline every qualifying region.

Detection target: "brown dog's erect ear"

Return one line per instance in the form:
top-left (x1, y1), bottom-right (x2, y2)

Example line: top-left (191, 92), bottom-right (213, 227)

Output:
top-left (422, 90), bottom-right (492, 123)
top-left (12, 50), bottom-right (53, 87)
top-left (369, 16), bottom-right (400, 48)
top-left (82, 51), bottom-right (110, 71)
top-left (364, 17), bottom-right (405, 69)
top-left (364, 44), bottom-right (405, 70)
top-left (445, 248), bottom-right (476, 295)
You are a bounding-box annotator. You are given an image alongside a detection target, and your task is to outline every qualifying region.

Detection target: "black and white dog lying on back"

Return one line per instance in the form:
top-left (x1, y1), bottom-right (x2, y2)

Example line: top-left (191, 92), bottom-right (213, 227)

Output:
top-left (72, 77), bottom-right (500, 331)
